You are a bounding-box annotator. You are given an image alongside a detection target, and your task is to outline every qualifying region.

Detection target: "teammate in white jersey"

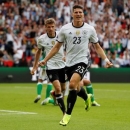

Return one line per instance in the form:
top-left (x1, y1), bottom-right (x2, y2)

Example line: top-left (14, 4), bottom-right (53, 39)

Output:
top-left (31, 18), bottom-right (66, 115)
top-left (39, 5), bottom-right (113, 126)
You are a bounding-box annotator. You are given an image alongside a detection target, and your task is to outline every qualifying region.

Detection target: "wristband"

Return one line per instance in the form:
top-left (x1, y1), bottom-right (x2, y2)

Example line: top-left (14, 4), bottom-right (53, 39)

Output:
top-left (104, 58), bottom-right (109, 62)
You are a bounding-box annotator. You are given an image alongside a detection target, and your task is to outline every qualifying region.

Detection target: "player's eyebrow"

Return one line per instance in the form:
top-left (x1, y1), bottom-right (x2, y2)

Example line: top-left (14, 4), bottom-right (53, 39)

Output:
top-left (74, 10), bottom-right (83, 13)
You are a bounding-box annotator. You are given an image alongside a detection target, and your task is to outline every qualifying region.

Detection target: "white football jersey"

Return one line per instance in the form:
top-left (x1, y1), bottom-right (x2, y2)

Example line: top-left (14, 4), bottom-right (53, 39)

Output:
top-left (37, 31), bottom-right (65, 70)
top-left (57, 23), bottom-right (98, 67)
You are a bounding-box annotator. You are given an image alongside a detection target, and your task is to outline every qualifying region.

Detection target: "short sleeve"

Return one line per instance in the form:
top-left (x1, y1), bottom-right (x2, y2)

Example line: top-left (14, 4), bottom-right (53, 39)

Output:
top-left (37, 38), bottom-right (42, 49)
top-left (89, 27), bottom-right (98, 43)
top-left (56, 27), bottom-right (65, 43)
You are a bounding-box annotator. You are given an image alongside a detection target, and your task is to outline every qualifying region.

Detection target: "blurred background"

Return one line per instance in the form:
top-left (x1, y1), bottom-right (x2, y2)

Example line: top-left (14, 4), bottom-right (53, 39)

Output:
top-left (0, 0), bottom-right (130, 68)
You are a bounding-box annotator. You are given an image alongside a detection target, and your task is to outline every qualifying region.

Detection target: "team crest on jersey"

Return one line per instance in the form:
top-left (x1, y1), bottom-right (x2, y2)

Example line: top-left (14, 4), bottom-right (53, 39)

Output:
top-left (38, 39), bottom-right (42, 44)
top-left (76, 30), bottom-right (80, 35)
top-left (82, 30), bottom-right (88, 37)
top-left (51, 41), bottom-right (55, 45)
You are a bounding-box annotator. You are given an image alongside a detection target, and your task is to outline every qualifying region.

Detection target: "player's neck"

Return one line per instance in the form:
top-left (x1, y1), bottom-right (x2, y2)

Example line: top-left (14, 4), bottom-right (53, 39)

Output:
top-left (72, 21), bottom-right (84, 28)
top-left (47, 32), bottom-right (56, 38)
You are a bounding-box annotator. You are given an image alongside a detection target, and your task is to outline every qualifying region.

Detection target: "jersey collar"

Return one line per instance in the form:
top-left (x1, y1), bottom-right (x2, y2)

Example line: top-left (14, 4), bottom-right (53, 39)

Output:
top-left (47, 32), bottom-right (56, 38)
top-left (72, 22), bottom-right (84, 28)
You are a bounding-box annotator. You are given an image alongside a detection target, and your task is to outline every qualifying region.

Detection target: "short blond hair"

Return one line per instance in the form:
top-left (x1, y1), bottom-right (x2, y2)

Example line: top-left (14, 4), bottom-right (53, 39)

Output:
top-left (45, 18), bottom-right (56, 26)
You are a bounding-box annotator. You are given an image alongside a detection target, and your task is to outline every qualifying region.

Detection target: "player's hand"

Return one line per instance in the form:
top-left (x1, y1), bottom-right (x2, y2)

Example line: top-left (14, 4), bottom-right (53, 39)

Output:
top-left (38, 60), bottom-right (46, 67)
top-left (105, 61), bottom-right (113, 68)
top-left (30, 68), bottom-right (36, 75)
top-left (62, 57), bottom-right (66, 62)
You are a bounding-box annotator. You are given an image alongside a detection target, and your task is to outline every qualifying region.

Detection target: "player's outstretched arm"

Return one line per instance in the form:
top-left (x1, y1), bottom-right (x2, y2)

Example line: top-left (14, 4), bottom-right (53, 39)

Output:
top-left (38, 42), bottom-right (62, 66)
top-left (93, 43), bottom-right (113, 68)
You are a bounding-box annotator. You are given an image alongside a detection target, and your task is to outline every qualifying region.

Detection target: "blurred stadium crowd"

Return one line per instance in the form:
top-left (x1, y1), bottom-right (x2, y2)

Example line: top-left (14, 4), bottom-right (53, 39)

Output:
top-left (0, 0), bottom-right (130, 68)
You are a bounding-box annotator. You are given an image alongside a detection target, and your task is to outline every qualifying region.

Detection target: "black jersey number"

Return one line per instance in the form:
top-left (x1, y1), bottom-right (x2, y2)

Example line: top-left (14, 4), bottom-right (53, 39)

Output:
top-left (75, 66), bottom-right (85, 74)
top-left (73, 37), bottom-right (81, 44)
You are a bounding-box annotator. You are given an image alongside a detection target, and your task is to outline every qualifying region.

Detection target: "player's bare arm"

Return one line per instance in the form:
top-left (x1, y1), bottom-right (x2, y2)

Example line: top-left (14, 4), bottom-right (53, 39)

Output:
top-left (31, 48), bottom-right (42, 75)
top-left (38, 42), bottom-right (63, 66)
top-left (93, 43), bottom-right (113, 68)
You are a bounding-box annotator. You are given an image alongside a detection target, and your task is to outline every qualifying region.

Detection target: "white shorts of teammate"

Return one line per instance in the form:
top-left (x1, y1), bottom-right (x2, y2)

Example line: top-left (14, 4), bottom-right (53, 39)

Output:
top-left (83, 71), bottom-right (90, 80)
top-left (38, 67), bottom-right (47, 82)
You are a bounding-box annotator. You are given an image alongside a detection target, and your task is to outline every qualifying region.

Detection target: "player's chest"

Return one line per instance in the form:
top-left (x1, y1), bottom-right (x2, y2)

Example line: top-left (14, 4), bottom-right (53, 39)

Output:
top-left (64, 29), bottom-right (90, 40)
top-left (64, 29), bottom-right (90, 45)
top-left (43, 38), bottom-right (57, 48)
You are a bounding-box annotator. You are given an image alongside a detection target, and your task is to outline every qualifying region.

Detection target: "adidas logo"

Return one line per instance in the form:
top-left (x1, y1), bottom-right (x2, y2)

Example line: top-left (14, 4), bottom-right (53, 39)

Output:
top-left (69, 32), bottom-right (72, 34)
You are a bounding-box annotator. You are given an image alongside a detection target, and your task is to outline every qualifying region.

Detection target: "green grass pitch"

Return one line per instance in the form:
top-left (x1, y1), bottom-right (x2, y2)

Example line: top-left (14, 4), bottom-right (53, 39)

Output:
top-left (0, 83), bottom-right (130, 130)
